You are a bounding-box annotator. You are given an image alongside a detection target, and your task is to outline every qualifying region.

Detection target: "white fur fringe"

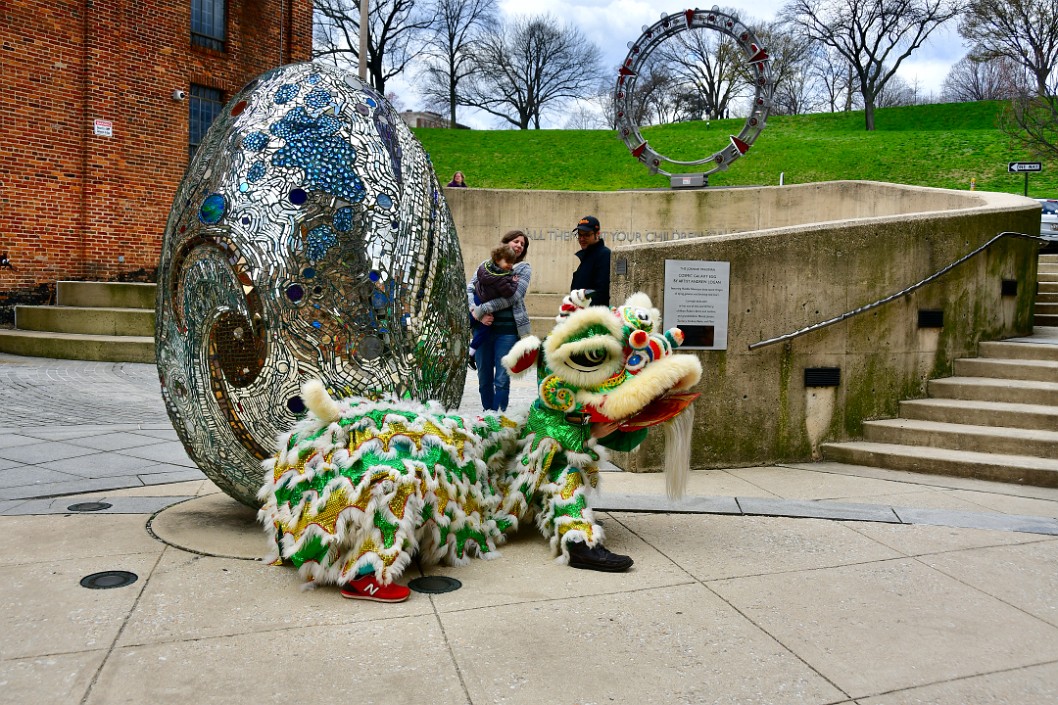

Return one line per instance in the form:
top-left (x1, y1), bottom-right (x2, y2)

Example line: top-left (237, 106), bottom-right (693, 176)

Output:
top-left (663, 401), bottom-right (694, 500)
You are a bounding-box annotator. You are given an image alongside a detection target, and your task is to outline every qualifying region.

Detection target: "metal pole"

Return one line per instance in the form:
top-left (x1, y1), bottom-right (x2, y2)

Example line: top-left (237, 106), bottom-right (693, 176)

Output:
top-left (1025, 172), bottom-right (1029, 197)
top-left (359, 1), bottom-right (369, 81)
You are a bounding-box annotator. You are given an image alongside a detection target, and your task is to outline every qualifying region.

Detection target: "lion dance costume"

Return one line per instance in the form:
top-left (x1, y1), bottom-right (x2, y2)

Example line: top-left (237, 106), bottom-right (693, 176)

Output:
top-left (258, 291), bottom-right (702, 592)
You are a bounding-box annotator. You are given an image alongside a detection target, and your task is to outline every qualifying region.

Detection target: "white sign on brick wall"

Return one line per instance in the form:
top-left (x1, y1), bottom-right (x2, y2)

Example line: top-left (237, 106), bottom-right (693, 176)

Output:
top-left (93, 119), bottom-right (113, 137)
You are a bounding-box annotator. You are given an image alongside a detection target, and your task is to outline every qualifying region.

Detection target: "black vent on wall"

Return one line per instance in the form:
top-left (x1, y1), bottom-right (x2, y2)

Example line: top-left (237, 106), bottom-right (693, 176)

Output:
top-left (918, 309), bottom-right (944, 328)
top-left (615, 257), bottom-right (628, 276)
top-left (1001, 279), bottom-right (1018, 297)
top-left (804, 367), bottom-right (841, 387)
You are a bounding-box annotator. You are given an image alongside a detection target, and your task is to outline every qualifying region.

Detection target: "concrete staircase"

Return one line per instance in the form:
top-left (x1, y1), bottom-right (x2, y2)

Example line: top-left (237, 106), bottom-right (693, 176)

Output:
top-left (0, 283), bottom-right (563, 363)
top-left (0, 282), bottom-right (155, 363)
top-left (528, 292), bottom-right (564, 338)
top-left (821, 255), bottom-right (1058, 487)
top-left (1038, 253), bottom-right (1058, 327)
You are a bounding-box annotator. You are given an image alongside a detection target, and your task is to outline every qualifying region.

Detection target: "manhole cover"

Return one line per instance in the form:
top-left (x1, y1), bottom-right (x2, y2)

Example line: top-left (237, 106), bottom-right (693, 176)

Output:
top-left (80, 571), bottom-right (138, 590)
top-left (67, 502), bottom-right (112, 512)
top-left (408, 576), bottom-right (462, 594)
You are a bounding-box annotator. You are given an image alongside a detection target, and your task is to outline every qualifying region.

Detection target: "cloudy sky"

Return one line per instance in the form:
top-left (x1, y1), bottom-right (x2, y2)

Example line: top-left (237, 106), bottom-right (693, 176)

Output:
top-left (394, 0), bottom-right (970, 128)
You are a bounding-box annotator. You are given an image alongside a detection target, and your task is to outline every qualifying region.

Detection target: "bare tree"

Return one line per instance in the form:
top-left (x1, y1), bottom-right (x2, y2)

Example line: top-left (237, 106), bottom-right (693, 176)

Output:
top-left (460, 14), bottom-right (603, 129)
top-left (781, 0), bottom-right (960, 129)
top-left (621, 57), bottom-right (680, 126)
top-left (655, 9), bottom-right (751, 120)
top-left (418, 0), bottom-right (497, 127)
top-left (874, 74), bottom-right (917, 106)
top-left (941, 54), bottom-right (1029, 101)
top-left (1004, 93), bottom-right (1058, 159)
top-left (756, 20), bottom-right (825, 116)
top-left (813, 45), bottom-right (861, 112)
top-left (959, 0), bottom-right (1058, 96)
top-left (563, 104), bottom-right (608, 130)
top-left (314, 0), bottom-right (359, 68)
top-left (312, 0), bottom-right (434, 94)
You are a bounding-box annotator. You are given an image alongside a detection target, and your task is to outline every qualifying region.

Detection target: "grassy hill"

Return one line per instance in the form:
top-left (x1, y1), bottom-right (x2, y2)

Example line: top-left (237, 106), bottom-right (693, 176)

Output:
top-left (414, 101), bottom-right (1057, 196)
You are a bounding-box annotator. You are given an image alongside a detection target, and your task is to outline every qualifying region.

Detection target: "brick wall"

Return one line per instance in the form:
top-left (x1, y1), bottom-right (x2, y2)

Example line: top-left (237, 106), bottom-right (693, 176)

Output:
top-left (0, 0), bottom-right (313, 298)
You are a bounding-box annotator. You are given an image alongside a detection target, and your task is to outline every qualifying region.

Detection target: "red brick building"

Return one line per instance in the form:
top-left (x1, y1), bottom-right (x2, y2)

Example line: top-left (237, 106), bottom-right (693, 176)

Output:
top-left (0, 0), bottom-right (313, 304)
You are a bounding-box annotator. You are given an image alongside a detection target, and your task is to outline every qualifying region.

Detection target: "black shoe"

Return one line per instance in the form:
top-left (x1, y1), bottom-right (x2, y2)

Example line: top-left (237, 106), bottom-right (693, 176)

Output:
top-left (467, 355), bottom-right (477, 370)
top-left (566, 540), bottom-right (634, 572)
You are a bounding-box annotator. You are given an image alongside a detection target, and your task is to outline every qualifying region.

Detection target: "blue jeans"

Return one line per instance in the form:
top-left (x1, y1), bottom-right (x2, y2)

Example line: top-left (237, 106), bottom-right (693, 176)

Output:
top-left (475, 332), bottom-right (518, 411)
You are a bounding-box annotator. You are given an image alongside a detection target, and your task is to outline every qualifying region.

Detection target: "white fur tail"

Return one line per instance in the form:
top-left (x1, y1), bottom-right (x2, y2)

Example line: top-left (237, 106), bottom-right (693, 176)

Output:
top-left (302, 380), bottom-right (341, 424)
top-left (663, 401), bottom-right (695, 500)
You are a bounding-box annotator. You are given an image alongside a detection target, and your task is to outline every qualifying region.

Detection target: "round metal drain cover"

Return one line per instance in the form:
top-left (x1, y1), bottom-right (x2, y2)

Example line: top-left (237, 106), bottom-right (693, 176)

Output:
top-left (68, 501), bottom-right (112, 512)
top-left (408, 576), bottom-right (462, 594)
top-left (80, 571), bottom-right (138, 590)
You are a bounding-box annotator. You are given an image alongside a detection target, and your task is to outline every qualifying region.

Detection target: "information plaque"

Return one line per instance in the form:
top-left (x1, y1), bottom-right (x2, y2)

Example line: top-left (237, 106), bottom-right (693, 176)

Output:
top-left (663, 260), bottom-right (730, 350)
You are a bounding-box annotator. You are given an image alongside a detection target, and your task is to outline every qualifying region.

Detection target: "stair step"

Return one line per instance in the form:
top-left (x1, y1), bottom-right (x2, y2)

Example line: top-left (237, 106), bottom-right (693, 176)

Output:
top-left (0, 329), bottom-right (154, 363)
top-left (530, 315), bottom-right (554, 338)
top-left (1040, 282), bottom-right (1058, 294)
top-left (15, 305), bottom-right (154, 336)
top-left (1037, 303), bottom-right (1058, 314)
top-left (979, 340), bottom-right (1058, 362)
top-left (862, 418), bottom-right (1058, 456)
top-left (1037, 314), bottom-right (1058, 326)
top-left (821, 441), bottom-right (1058, 487)
top-left (928, 376), bottom-right (1058, 405)
top-left (56, 281), bottom-right (156, 309)
top-left (899, 397), bottom-right (1058, 430)
top-left (953, 357), bottom-right (1058, 382)
top-left (525, 293), bottom-right (565, 318)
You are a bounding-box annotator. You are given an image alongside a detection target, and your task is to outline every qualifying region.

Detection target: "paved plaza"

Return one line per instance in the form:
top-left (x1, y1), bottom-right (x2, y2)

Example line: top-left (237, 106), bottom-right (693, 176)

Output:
top-left (1, 352), bottom-right (1058, 704)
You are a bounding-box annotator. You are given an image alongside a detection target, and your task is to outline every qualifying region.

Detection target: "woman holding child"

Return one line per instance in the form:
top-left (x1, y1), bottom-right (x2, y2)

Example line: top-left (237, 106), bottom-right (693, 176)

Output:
top-left (466, 230), bottom-right (531, 411)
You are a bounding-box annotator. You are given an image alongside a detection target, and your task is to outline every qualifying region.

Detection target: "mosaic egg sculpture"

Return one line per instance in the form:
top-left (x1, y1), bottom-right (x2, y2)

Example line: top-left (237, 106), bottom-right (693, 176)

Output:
top-left (155, 62), bottom-right (468, 507)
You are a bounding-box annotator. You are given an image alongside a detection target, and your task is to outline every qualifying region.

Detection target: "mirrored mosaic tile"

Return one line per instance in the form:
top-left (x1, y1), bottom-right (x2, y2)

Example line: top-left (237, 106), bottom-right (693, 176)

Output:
top-left (156, 63), bottom-right (468, 507)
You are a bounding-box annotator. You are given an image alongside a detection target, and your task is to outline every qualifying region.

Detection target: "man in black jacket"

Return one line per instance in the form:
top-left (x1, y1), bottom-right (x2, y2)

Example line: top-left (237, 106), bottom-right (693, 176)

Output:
top-left (570, 215), bottom-right (611, 308)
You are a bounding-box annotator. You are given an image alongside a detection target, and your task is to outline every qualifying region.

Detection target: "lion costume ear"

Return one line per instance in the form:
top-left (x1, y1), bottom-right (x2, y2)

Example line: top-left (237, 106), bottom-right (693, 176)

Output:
top-left (501, 336), bottom-right (541, 376)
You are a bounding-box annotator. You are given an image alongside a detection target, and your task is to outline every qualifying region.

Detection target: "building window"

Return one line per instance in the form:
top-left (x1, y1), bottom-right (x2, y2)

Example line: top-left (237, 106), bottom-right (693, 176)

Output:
top-left (189, 85), bottom-right (224, 158)
top-left (191, 0), bottom-right (226, 51)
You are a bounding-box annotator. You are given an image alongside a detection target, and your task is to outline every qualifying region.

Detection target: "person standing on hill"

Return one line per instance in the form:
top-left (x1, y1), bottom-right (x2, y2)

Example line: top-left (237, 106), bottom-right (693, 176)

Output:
top-left (570, 215), bottom-right (611, 308)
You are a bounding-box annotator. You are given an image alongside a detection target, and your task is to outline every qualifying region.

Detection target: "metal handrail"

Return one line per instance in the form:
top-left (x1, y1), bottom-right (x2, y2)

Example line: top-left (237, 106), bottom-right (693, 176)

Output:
top-left (748, 231), bottom-right (1044, 351)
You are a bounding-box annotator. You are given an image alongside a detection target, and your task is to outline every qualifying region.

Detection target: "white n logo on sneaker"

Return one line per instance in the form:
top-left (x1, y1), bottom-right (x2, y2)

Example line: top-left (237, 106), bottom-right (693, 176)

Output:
top-left (362, 583), bottom-right (379, 595)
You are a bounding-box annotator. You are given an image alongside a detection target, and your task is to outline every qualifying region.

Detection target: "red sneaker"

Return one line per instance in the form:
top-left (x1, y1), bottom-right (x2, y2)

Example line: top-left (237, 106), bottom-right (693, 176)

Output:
top-left (339, 575), bottom-right (410, 603)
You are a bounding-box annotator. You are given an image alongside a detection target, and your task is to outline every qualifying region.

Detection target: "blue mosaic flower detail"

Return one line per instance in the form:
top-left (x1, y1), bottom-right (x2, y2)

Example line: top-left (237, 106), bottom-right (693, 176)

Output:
top-left (243, 132), bottom-right (268, 151)
top-left (308, 74), bottom-right (321, 85)
top-left (333, 207), bottom-right (353, 232)
top-left (274, 84), bottom-right (300, 104)
top-left (306, 225), bottom-right (338, 261)
top-left (305, 88), bottom-right (332, 111)
top-left (247, 162), bottom-right (266, 182)
top-left (376, 193), bottom-right (393, 209)
top-left (199, 193), bottom-right (226, 224)
top-left (270, 107), bottom-right (366, 202)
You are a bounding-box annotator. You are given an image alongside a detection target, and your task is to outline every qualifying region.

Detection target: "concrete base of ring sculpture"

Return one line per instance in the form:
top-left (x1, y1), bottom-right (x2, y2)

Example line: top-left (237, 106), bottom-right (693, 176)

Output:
top-left (154, 62), bottom-right (469, 508)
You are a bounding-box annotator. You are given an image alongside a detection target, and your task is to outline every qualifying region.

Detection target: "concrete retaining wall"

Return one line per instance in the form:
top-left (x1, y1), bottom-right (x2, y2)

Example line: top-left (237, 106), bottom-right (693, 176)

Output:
top-left (446, 181), bottom-right (1041, 470)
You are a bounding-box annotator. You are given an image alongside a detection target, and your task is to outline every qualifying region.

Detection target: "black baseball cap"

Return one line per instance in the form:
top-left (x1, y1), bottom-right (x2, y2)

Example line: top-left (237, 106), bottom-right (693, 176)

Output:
top-left (574, 215), bottom-right (600, 233)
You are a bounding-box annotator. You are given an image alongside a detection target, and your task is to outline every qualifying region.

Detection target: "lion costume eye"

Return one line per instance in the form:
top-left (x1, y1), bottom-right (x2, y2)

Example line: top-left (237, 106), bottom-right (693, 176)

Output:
top-left (568, 348), bottom-right (608, 370)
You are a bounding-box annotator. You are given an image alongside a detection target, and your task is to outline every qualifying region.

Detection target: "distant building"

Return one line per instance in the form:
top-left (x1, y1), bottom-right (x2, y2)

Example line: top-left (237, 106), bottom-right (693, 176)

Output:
top-left (400, 111), bottom-right (471, 129)
top-left (0, 0), bottom-right (313, 297)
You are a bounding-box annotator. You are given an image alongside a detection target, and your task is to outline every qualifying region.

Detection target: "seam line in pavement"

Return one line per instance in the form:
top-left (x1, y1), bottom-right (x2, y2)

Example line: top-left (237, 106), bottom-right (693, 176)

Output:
top-left (4, 491), bottom-right (1056, 537)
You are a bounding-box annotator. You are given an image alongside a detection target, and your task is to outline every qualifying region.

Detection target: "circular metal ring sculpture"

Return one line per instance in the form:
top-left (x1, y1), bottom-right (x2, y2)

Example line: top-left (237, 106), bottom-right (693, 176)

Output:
top-left (614, 7), bottom-right (773, 179)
